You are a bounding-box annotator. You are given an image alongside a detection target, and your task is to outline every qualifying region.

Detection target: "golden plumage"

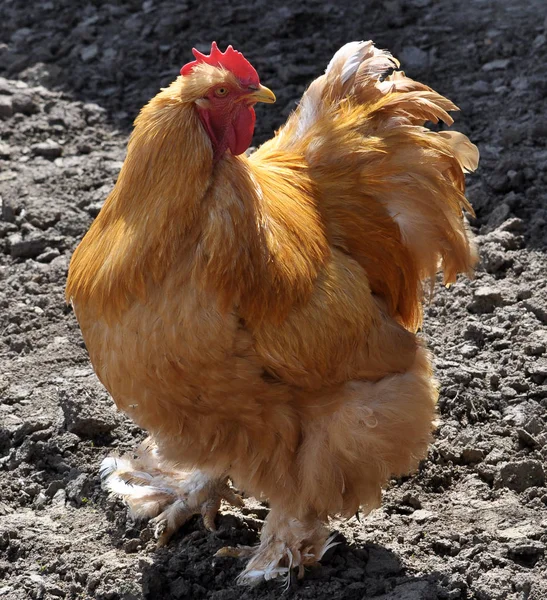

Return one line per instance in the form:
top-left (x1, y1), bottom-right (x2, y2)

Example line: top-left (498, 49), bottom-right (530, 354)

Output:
top-left (66, 41), bottom-right (478, 582)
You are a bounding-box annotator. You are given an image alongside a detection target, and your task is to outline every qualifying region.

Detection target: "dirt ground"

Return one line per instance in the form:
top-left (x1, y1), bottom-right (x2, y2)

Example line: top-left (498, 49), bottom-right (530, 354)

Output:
top-left (1, 0), bottom-right (546, 598)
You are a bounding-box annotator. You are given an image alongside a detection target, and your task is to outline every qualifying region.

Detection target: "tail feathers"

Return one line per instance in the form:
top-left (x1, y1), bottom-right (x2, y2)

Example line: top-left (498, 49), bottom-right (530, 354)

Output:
top-left (258, 41), bottom-right (478, 329)
top-left (371, 90), bottom-right (457, 127)
top-left (375, 70), bottom-right (430, 94)
top-left (275, 40), bottom-right (474, 161)
top-left (325, 41), bottom-right (398, 97)
top-left (280, 41), bottom-right (398, 145)
top-left (438, 130), bottom-right (480, 174)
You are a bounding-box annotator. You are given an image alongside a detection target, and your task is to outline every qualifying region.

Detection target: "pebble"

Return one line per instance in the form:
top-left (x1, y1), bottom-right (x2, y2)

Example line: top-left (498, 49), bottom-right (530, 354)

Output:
top-left (87, 201), bottom-right (105, 217)
top-left (66, 473), bottom-right (93, 505)
top-left (402, 492), bottom-right (422, 509)
top-left (124, 539), bottom-right (141, 553)
top-left (486, 202), bottom-right (511, 228)
top-left (500, 386), bottom-right (518, 400)
top-left (409, 509), bottom-right (436, 523)
top-left (516, 287), bottom-right (533, 301)
top-left (502, 401), bottom-right (542, 427)
top-left (0, 498), bottom-right (14, 517)
top-left (0, 170), bottom-right (17, 182)
top-left (0, 77), bottom-right (13, 94)
top-left (45, 583), bottom-right (65, 598)
top-left (461, 447), bottom-right (486, 464)
top-left (36, 247), bottom-right (61, 263)
top-left (488, 173), bottom-right (509, 195)
top-left (34, 492), bottom-right (48, 510)
top-left (399, 45), bottom-right (430, 70)
top-left (76, 142), bottom-right (92, 154)
top-left (467, 286), bottom-right (503, 314)
top-left (82, 102), bottom-right (106, 124)
top-left (507, 541), bottom-right (545, 561)
top-left (8, 232), bottom-right (48, 259)
top-left (525, 342), bottom-right (546, 357)
top-left (522, 299), bottom-right (547, 324)
top-left (52, 488), bottom-right (67, 506)
top-left (27, 574), bottom-right (46, 598)
top-left (460, 343), bottom-right (478, 358)
top-left (11, 92), bottom-right (39, 115)
top-left (432, 538), bottom-right (460, 556)
top-left (0, 143), bottom-right (13, 158)
top-left (498, 217), bottom-right (525, 233)
top-left (533, 34), bottom-right (546, 48)
top-left (0, 95), bottom-right (14, 118)
top-left (46, 480), bottom-right (64, 497)
top-left (523, 417), bottom-right (543, 436)
top-left (80, 44), bottom-right (99, 63)
top-left (498, 523), bottom-right (542, 541)
top-left (526, 358), bottom-right (547, 384)
top-left (483, 230), bottom-right (520, 250)
top-left (463, 321), bottom-right (488, 345)
top-left (59, 388), bottom-right (119, 436)
top-left (482, 59), bottom-right (510, 71)
top-left (31, 141), bottom-right (63, 159)
top-left (470, 80), bottom-right (490, 95)
top-left (495, 460), bottom-right (546, 492)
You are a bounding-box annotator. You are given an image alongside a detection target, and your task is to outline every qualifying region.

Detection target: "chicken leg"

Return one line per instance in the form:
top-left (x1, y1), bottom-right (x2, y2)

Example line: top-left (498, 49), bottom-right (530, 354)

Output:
top-left (224, 506), bottom-right (336, 584)
top-left (100, 438), bottom-right (243, 544)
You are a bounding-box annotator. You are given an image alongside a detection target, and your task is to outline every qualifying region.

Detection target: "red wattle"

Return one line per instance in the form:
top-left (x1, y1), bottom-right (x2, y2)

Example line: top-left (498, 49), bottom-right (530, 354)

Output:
top-left (228, 106), bottom-right (256, 156)
top-left (197, 105), bottom-right (256, 158)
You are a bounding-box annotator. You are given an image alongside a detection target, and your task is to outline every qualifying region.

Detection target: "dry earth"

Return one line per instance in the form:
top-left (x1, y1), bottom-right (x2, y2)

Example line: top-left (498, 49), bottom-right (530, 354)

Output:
top-left (1, 0), bottom-right (546, 599)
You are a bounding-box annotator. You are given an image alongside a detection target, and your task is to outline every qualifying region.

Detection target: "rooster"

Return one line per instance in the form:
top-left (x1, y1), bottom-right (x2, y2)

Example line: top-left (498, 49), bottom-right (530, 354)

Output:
top-left (66, 41), bottom-right (478, 583)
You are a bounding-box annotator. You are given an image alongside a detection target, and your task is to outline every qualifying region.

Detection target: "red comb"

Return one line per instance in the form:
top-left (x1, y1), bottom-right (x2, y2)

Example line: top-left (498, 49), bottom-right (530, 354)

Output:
top-left (180, 42), bottom-right (260, 86)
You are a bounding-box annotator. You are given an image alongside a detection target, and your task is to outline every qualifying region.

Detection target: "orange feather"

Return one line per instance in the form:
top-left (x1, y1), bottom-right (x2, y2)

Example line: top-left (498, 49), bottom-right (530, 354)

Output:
top-left (66, 41), bottom-right (478, 563)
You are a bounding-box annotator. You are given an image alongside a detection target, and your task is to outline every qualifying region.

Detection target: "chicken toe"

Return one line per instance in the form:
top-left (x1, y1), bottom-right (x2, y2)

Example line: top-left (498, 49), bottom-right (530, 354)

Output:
top-left (236, 507), bottom-right (337, 585)
top-left (99, 438), bottom-right (243, 544)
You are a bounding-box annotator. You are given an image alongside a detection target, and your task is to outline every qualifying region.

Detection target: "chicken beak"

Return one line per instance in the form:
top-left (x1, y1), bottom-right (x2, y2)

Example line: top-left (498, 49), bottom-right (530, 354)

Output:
top-left (249, 84), bottom-right (276, 104)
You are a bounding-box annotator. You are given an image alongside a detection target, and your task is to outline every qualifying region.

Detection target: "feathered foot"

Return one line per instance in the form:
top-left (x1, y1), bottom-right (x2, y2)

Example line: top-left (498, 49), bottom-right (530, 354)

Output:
top-left (226, 507), bottom-right (336, 585)
top-left (99, 438), bottom-right (243, 545)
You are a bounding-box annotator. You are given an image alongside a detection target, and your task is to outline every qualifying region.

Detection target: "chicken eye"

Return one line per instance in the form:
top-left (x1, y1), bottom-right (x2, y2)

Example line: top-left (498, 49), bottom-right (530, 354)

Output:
top-left (214, 87), bottom-right (229, 98)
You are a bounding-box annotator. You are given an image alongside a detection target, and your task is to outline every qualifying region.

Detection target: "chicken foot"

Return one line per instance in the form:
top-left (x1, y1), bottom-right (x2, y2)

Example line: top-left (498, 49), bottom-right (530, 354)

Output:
top-left (99, 438), bottom-right (243, 545)
top-left (148, 471), bottom-right (243, 545)
top-left (231, 506), bottom-right (337, 585)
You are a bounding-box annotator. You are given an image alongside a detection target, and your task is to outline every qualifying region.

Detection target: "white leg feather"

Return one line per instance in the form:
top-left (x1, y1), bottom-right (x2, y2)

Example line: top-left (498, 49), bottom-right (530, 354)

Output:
top-left (100, 438), bottom-right (243, 543)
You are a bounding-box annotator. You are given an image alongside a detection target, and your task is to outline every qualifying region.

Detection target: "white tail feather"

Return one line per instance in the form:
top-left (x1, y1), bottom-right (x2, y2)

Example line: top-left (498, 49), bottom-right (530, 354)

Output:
top-left (438, 130), bottom-right (480, 173)
top-left (277, 41), bottom-right (400, 147)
